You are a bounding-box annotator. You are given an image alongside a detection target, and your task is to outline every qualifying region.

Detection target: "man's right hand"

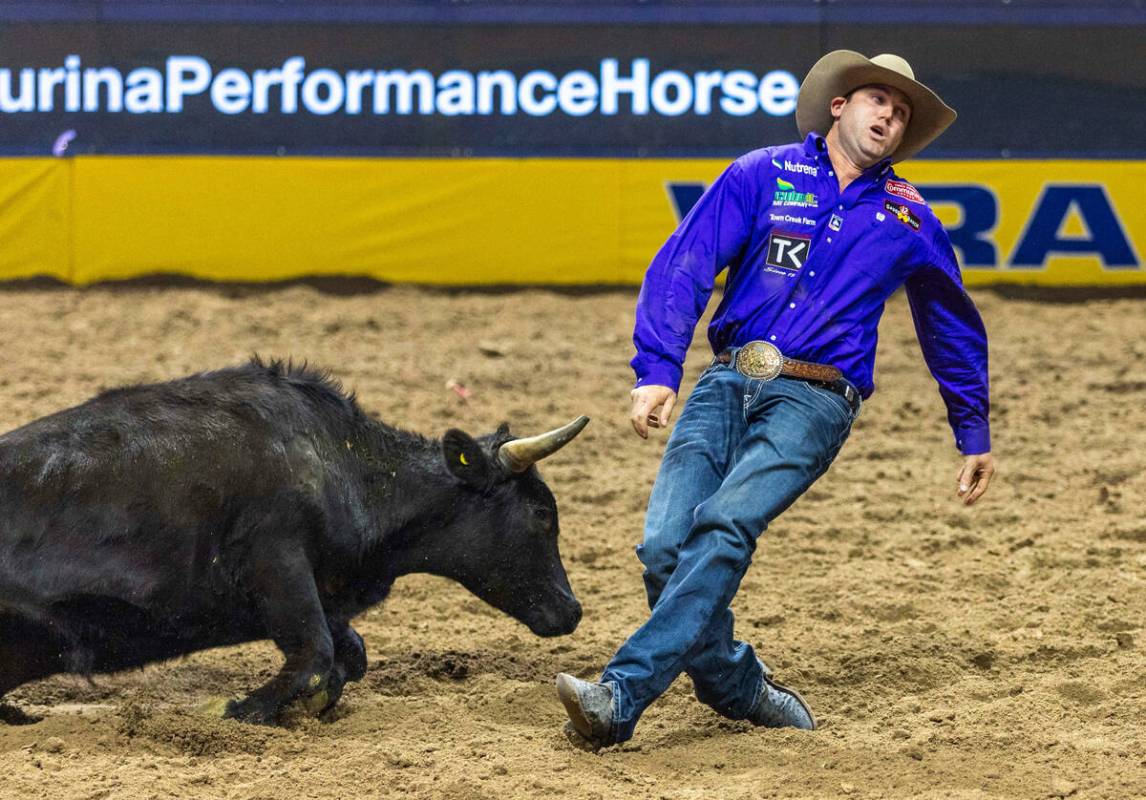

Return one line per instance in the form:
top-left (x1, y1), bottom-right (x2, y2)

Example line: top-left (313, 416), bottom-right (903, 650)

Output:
top-left (630, 385), bottom-right (678, 439)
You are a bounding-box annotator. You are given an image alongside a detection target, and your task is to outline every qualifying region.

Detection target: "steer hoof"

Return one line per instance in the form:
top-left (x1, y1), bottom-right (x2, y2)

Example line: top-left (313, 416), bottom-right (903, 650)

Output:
top-left (335, 627), bottom-right (368, 683)
top-left (301, 688), bottom-right (330, 716)
top-left (300, 672), bottom-right (345, 718)
top-left (342, 645), bottom-right (367, 683)
top-left (223, 697), bottom-right (280, 726)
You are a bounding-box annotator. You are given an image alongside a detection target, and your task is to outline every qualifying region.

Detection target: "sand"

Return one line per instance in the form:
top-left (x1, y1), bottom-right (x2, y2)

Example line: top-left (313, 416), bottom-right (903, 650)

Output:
top-left (0, 281), bottom-right (1142, 800)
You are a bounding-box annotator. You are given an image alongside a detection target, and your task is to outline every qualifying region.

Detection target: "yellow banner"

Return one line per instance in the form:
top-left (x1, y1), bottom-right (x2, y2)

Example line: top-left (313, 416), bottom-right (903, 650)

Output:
top-left (907, 160), bottom-right (1143, 286)
top-left (0, 157), bottom-right (1141, 285)
top-left (0, 159), bottom-right (71, 282)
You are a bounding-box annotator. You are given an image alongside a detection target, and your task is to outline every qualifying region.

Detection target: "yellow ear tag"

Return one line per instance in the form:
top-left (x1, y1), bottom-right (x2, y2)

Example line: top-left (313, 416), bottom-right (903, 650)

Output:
top-left (459, 453), bottom-right (469, 466)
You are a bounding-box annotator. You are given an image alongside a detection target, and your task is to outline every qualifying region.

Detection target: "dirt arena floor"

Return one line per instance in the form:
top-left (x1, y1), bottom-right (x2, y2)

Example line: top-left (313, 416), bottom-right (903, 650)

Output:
top-left (0, 281), bottom-right (1142, 800)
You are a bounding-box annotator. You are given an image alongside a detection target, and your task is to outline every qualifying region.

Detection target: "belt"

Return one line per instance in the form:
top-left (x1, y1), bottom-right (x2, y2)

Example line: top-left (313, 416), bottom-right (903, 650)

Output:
top-left (715, 341), bottom-right (861, 414)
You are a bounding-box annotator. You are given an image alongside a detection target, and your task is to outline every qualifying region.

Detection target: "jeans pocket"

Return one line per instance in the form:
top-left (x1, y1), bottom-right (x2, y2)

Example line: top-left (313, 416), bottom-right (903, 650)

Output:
top-left (800, 380), bottom-right (853, 428)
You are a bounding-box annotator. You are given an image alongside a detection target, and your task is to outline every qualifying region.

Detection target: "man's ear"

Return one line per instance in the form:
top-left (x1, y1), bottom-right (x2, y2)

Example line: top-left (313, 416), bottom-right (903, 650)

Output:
top-left (442, 429), bottom-right (495, 489)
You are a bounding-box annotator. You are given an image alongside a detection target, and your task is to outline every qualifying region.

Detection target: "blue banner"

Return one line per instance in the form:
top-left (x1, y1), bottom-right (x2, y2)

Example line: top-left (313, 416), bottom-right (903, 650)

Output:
top-left (0, 3), bottom-right (1143, 157)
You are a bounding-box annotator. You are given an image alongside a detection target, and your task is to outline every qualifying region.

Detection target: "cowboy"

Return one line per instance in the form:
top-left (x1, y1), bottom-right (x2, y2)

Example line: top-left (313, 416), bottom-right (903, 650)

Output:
top-left (556, 51), bottom-right (995, 749)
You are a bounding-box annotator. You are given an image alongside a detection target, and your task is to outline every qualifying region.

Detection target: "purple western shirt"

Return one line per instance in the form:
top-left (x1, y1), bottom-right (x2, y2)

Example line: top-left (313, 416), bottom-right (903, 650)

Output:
top-left (632, 133), bottom-right (990, 455)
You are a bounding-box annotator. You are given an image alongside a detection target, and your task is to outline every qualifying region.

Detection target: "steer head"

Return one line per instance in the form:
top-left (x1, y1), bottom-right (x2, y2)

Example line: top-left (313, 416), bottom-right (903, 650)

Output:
top-left (435, 416), bottom-right (588, 637)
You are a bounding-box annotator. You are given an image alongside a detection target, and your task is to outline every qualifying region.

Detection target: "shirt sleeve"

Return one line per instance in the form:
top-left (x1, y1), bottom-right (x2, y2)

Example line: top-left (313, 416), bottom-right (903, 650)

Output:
top-left (631, 158), bottom-right (754, 392)
top-left (904, 227), bottom-right (991, 455)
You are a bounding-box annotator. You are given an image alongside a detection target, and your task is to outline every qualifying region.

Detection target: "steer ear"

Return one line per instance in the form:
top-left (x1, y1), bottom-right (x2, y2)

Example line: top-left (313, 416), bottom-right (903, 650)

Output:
top-left (442, 429), bottom-right (495, 489)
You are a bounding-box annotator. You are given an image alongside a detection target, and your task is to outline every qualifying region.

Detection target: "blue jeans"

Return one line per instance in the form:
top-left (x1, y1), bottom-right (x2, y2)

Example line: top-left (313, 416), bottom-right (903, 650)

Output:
top-left (599, 360), bottom-right (858, 743)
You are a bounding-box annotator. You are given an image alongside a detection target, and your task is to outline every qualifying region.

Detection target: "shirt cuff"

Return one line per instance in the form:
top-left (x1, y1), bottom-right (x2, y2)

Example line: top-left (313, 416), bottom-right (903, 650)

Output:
top-left (955, 424), bottom-right (991, 456)
top-left (634, 361), bottom-right (683, 394)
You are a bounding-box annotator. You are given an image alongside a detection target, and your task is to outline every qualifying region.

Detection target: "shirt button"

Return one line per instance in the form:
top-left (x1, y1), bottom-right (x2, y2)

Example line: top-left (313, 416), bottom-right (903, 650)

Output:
top-left (829, 170), bottom-right (834, 176)
top-left (837, 204), bottom-right (843, 210)
top-left (809, 271), bottom-right (816, 276)
top-left (827, 237), bottom-right (832, 243)
top-left (769, 335), bottom-right (777, 341)
top-left (789, 302), bottom-right (796, 309)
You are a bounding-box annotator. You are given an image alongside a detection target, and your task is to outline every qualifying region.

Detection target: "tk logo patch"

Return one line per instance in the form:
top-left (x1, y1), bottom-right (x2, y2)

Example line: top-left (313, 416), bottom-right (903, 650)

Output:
top-left (766, 232), bottom-right (810, 272)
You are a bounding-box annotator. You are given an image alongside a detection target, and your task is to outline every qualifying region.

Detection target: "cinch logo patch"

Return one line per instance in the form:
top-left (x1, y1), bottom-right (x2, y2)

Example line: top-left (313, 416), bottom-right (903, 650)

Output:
top-left (766, 232), bottom-right (810, 272)
top-left (774, 177), bottom-right (818, 208)
top-left (885, 179), bottom-right (925, 204)
top-left (884, 200), bottom-right (921, 231)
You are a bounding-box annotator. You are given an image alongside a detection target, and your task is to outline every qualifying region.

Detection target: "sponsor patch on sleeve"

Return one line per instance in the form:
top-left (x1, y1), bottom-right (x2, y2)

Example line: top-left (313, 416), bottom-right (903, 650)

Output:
top-left (883, 200), bottom-right (921, 231)
top-left (885, 179), bottom-right (925, 204)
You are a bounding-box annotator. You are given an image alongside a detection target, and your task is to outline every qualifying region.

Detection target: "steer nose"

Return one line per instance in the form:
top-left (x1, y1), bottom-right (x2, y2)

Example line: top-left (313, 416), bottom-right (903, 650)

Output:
top-left (564, 600), bottom-right (583, 633)
top-left (533, 597), bottom-right (581, 637)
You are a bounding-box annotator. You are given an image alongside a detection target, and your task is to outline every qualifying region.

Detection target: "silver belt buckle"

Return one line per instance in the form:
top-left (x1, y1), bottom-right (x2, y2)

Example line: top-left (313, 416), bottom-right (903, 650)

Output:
top-left (734, 341), bottom-right (784, 380)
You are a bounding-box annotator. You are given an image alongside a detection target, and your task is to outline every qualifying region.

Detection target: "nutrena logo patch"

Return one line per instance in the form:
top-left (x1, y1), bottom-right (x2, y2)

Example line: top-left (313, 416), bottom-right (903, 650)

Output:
top-left (884, 200), bottom-right (921, 231)
top-left (885, 179), bottom-right (925, 204)
top-left (772, 157), bottom-right (819, 177)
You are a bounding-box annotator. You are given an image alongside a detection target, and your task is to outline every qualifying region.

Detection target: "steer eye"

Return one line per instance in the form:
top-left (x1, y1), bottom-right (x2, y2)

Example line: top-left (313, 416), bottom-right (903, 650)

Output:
top-left (531, 505), bottom-right (554, 525)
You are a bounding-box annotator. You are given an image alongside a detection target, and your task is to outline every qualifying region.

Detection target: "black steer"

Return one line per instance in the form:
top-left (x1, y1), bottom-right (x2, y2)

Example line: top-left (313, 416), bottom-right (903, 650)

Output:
top-left (0, 358), bottom-right (585, 725)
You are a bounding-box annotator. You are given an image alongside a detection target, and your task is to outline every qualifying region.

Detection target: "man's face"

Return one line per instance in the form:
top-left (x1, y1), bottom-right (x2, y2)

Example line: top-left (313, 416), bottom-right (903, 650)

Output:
top-left (830, 84), bottom-right (912, 167)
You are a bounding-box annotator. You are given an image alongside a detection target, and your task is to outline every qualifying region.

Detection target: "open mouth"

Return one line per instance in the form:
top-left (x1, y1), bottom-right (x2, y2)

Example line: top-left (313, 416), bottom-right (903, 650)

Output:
top-left (870, 124), bottom-right (886, 140)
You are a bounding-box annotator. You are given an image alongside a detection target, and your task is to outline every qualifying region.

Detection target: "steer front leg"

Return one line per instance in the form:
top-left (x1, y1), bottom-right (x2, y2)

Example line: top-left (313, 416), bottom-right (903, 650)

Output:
top-left (331, 620), bottom-right (367, 683)
top-left (225, 547), bottom-right (335, 725)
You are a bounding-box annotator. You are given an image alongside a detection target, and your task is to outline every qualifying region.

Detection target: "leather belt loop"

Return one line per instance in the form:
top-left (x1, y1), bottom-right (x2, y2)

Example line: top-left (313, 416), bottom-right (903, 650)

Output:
top-left (713, 347), bottom-right (739, 368)
top-left (832, 378), bottom-right (862, 416)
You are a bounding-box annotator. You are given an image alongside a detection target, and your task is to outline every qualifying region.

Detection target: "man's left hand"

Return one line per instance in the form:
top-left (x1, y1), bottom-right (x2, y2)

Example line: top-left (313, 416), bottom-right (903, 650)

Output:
top-left (956, 452), bottom-right (995, 506)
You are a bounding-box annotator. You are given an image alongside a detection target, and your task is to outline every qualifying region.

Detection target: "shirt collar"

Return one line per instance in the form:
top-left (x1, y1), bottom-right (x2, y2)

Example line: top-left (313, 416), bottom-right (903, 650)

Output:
top-left (803, 132), bottom-right (893, 186)
top-left (866, 158), bottom-right (894, 181)
top-left (802, 131), bottom-right (827, 158)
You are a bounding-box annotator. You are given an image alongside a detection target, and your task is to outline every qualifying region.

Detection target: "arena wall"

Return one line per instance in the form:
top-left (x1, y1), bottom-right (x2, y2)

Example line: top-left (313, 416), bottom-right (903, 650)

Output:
top-left (0, 157), bottom-right (1141, 286)
top-left (1, 1), bottom-right (1143, 285)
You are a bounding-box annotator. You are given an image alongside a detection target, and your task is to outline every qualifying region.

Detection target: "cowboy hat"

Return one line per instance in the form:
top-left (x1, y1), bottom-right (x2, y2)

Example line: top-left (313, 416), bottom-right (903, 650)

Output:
top-left (796, 50), bottom-right (956, 163)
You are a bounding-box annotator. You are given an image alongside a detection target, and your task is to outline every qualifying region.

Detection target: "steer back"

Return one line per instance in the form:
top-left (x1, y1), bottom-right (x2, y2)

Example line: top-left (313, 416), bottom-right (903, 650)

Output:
top-left (0, 358), bottom-right (586, 725)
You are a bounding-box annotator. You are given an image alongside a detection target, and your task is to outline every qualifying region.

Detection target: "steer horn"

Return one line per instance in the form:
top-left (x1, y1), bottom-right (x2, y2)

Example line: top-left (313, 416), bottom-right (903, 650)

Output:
top-left (497, 415), bottom-right (590, 473)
